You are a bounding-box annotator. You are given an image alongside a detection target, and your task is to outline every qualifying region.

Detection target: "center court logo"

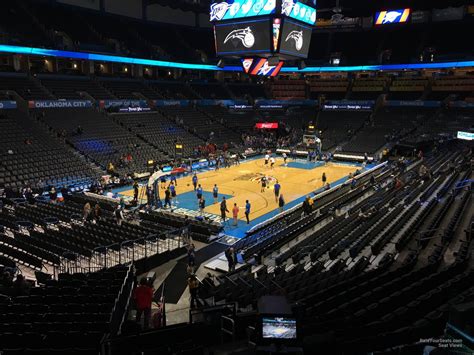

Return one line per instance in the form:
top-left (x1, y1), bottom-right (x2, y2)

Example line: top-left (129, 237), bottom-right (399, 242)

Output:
top-left (285, 30), bottom-right (303, 51)
top-left (224, 27), bottom-right (255, 48)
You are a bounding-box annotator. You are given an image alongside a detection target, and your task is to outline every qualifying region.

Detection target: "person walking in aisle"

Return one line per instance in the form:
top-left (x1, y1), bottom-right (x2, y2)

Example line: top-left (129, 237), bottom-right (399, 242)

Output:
top-left (188, 274), bottom-right (200, 309)
top-left (114, 205), bottom-right (124, 226)
top-left (133, 278), bottom-right (154, 329)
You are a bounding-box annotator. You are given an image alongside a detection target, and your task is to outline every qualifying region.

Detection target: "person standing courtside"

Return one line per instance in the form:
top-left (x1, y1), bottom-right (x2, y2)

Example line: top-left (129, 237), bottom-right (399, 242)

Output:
top-left (278, 194), bottom-right (285, 213)
top-left (192, 173), bottom-right (198, 191)
top-left (213, 184), bottom-right (219, 204)
top-left (232, 203), bottom-right (239, 226)
top-left (220, 197), bottom-right (229, 223)
top-left (245, 200), bottom-right (251, 224)
top-left (274, 181), bottom-right (281, 203)
top-left (199, 196), bottom-right (206, 216)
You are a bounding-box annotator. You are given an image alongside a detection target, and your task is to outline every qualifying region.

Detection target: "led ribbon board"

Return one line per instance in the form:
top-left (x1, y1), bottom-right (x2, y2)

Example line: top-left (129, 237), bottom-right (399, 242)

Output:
top-left (210, 0), bottom-right (276, 22)
top-left (281, 0), bottom-right (317, 25)
top-left (375, 9), bottom-right (411, 25)
top-left (0, 45), bottom-right (473, 73)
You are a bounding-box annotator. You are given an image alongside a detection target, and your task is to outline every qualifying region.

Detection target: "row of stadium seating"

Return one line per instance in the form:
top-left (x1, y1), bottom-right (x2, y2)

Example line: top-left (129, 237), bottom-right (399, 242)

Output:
top-left (210, 144), bottom-right (472, 353)
top-left (0, 111), bottom-right (98, 189)
top-left (2, 72), bottom-right (472, 102)
top-left (0, 266), bottom-right (133, 354)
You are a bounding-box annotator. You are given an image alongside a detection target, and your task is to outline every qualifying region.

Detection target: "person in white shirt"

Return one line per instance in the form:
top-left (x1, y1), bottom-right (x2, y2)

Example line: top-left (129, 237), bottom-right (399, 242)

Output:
top-left (264, 154), bottom-right (269, 166)
top-left (270, 157), bottom-right (275, 169)
top-left (282, 152), bottom-right (288, 166)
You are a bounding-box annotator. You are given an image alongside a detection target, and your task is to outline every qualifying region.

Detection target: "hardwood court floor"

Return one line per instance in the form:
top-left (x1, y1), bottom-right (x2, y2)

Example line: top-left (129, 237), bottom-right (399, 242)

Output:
top-left (119, 158), bottom-right (359, 222)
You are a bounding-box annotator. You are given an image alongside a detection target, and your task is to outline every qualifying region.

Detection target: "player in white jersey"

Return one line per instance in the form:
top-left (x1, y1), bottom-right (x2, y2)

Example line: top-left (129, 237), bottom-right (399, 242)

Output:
top-left (282, 152), bottom-right (288, 166)
top-left (264, 154), bottom-right (269, 166)
top-left (270, 157), bottom-right (275, 169)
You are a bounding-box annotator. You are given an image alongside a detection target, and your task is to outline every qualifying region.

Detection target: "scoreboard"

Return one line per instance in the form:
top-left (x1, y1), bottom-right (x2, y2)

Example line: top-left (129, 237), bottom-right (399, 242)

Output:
top-left (211, 0), bottom-right (316, 62)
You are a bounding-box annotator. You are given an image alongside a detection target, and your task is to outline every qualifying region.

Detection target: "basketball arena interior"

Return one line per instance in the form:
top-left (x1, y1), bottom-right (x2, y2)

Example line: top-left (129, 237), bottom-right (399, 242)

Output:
top-left (0, 0), bottom-right (473, 354)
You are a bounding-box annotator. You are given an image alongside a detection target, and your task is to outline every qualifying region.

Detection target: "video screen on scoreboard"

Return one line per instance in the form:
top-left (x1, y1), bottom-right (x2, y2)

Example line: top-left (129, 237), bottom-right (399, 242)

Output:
top-left (262, 317), bottom-right (297, 339)
top-left (241, 58), bottom-right (283, 76)
top-left (210, 0), bottom-right (276, 22)
top-left (374, 8), bottom-right (411, 25)
top-left (279, 19), bottom-right (312, 58)
top-left (214, 19), bottom-right (271, 55)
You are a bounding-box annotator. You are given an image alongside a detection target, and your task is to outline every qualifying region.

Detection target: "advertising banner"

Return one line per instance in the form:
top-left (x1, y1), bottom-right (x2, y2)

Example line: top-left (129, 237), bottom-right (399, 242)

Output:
top-left (255, 122), bottom-right (279, 129)
top-left (153, 100), bottom-right (190, 107)
top-left (0, 101), bottom-right (17, 109)
top-left (385, 100), bottom-right (441, 107)
top-left (374, 8), bottom-right (411, 25)
top-left (28, 100), bottom-right (92, 109)
top-left (256, 99), bottom-right (317, 106)
top-left (99, 100), bottom-right (148, 109)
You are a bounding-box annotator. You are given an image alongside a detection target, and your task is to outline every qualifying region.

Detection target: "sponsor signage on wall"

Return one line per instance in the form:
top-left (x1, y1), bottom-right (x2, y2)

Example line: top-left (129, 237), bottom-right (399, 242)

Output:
top-left (0, 101), bottom-right (17, 109)
top-left (28, 100), bottom-right (92, 109)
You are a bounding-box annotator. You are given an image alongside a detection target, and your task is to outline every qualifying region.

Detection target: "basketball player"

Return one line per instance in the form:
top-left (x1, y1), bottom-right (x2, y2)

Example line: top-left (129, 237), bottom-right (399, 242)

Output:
top-left (196, 184), bottom-right (203, 201)
top-left (282, 152), bottom-right (288, 166)
top-left (270, 156), bottom-right (275, 169)
top-left (261, 176), bottom-right (267, 193)
top-left (264, 153), bottom-right (269, 167)
top-left (322, 172), bottom-right (327, 187)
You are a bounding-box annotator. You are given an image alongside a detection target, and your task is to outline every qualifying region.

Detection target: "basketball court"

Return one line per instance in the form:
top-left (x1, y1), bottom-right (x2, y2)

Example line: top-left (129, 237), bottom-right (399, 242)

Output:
top-left (116, 157), bottom-right (363, 238)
